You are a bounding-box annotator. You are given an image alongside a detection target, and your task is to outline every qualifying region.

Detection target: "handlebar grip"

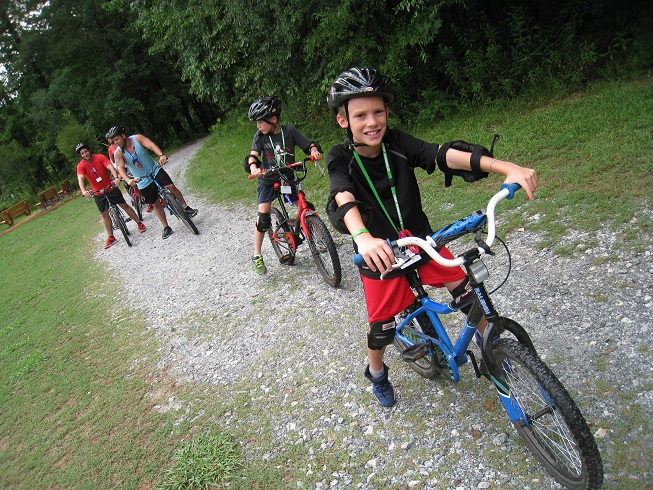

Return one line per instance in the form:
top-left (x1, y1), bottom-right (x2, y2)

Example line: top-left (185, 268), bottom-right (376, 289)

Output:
top-left (500, 182), bottom-right (522, 199)
top-left (352, 254), bottom-right (365, 266)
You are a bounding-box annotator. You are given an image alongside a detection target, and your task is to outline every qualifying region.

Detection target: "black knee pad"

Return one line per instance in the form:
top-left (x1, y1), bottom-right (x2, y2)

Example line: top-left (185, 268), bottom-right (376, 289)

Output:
top-left (450, 277), bottom-right (473, 314)
top-left (256, 212), bottom-right (271, 232)
top-left (367, 319), bottom-right (396, 350)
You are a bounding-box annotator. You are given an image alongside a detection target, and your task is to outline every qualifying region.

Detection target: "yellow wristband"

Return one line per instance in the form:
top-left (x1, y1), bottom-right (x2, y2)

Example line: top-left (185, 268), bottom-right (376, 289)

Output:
top-left (351, 228), bottom-right (369, 241)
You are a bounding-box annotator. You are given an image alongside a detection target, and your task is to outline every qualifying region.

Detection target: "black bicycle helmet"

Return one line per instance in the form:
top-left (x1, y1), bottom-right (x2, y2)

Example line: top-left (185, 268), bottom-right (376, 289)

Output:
top-left (248, 96), bottom-right (282, 121)
top-left (326, 67), bottom-right (394, 115)
top-left (75, 143), bottom-right (90, 154)
top-left (106, 125), bottom-right (126, 138)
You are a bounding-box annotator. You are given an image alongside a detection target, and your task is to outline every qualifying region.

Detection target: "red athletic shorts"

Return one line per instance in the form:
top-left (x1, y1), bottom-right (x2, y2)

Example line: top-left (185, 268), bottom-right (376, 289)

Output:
top-left (361, 245), bottom-right (466, 323)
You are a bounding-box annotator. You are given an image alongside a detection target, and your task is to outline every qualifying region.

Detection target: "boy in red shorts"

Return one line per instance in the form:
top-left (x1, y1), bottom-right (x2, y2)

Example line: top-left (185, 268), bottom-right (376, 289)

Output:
top-left (325, 67), bottom-right (538, 406)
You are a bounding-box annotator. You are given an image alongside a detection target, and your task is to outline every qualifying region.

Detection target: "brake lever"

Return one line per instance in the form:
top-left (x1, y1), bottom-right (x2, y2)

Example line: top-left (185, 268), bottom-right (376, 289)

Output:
top-left (474, 229), bottom-right (494, 255)
top-left (314, 159), bottom-right (326, 176)
top-left (379, 246), bottom-right (423, 280)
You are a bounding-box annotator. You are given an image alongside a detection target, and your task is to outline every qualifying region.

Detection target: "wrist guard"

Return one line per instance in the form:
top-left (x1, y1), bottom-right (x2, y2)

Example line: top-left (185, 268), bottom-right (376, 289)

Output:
top-left (244, 154), bottom-right (261, 173)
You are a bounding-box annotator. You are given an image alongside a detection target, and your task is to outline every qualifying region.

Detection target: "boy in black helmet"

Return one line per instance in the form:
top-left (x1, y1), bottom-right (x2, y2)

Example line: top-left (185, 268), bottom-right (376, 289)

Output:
top-left (244, 96), bottom-right (323, 274)
top-left (325, 66), bottom-right (538, 407)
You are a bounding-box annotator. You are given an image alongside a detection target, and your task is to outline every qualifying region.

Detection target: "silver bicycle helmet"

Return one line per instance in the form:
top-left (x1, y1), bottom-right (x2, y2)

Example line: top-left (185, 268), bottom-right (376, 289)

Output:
top-left (248, 96), bottom-right (282, 121)
top-left (75, 143), bottom-right (90, 154)
top-left (326, 67), bottom-right (394, 115)
top-left (106, 125), bottom-right (126, 138)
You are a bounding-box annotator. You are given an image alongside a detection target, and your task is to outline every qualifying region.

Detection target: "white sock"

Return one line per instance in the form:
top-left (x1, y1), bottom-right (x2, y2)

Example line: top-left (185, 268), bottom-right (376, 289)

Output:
top-left (369, 366), bottom-right (384, 379)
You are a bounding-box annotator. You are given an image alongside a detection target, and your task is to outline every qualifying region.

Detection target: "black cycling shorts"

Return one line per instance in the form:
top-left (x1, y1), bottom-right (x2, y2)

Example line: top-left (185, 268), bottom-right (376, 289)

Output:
top-left (140, 168), bottom-right (174, 204)
top-left (94, 187), bottom-right (126, 213)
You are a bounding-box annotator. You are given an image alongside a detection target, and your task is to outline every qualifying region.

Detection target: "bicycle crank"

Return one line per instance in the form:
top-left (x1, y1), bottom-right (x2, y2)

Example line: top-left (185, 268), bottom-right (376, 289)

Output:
top-left (400, 340), bottom-right (433, 362)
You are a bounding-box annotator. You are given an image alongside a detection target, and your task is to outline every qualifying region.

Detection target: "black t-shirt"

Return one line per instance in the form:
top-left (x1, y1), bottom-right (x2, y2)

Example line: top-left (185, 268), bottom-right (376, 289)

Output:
top-left (327, 128), bottom-right (440, 241)
top-left (251, 125), bottom-right (312, 185)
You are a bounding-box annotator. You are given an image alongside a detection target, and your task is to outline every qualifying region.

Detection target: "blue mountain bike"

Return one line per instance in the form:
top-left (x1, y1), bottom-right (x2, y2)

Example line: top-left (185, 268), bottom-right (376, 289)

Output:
top-left (354, 184), bottom-right (603, 489)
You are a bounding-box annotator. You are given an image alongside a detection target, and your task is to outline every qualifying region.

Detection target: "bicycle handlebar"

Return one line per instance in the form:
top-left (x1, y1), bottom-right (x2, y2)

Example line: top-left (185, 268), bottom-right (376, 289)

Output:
top-left (89, 185), bottom-right (117, 196)
top-left (134, 163), bottom-right (167, 183)
top-left (353, 183), bottom-right (522, 269)
top-left (247, 155), bottom-right (316, 180)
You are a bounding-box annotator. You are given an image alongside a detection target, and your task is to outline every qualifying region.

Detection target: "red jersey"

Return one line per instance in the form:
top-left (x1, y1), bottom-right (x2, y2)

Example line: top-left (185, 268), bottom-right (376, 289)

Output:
top-left (76, 154), bottom-right (113, 191)
top-left (108, 144), bottom-right (118, 165)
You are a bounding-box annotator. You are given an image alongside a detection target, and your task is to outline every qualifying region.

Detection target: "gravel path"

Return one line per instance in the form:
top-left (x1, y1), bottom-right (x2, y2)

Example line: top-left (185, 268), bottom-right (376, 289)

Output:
top-left (95, 138), bottom-right (652, 489)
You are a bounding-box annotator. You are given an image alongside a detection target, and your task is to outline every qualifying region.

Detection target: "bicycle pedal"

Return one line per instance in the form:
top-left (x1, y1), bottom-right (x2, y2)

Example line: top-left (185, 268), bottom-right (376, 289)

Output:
top-left (401, 340), bottom-right (433, 362)
top-left (280, 255), bottom-right (293, 265)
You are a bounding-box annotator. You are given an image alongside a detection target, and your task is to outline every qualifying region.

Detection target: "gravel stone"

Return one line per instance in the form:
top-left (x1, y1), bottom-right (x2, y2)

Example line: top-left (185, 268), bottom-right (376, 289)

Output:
top-left (95, 138), bottom-right (653, 489)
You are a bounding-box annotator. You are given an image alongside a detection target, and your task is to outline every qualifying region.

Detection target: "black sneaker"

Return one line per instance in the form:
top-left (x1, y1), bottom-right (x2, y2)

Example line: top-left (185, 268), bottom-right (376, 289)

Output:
top-left (162, 226), bottom-right (173, 239)
top-left (184, 206), bottom-right (198, 218)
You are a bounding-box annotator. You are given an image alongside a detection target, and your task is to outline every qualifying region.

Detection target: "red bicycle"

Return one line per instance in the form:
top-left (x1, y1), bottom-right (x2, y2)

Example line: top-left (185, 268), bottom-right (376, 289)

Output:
top-left (250, 157), bottom-right (342, 287)
top-left (128, 185), bottom-right (145, 221)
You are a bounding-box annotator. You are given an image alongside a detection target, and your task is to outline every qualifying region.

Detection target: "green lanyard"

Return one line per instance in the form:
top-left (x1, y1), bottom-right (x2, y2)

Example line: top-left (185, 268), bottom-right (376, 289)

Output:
top-left (268, 128), bottom-right (286, 167)
top-left (352, 143), bottom-right (404, 232)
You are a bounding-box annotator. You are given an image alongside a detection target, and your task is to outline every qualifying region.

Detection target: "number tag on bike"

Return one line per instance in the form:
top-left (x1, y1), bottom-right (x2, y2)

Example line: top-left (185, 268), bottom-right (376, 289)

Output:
top-left (280, 185), bottom-right (292, 194)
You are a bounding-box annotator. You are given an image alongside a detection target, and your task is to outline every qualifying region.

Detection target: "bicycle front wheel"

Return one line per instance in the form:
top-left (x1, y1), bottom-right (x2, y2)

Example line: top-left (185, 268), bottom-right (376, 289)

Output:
top-left (268, 207), bottom-right (296, 265)
top-left (110, 206), bottom-right (132, 247)
top-left (132, 193), bottom-right (144, 221)
top-left (305, 215), bottom-right (341, 287)
top-left (163, 193), bottom-right (199, 235)
top-left (492, 338), bottom-right (603, 489)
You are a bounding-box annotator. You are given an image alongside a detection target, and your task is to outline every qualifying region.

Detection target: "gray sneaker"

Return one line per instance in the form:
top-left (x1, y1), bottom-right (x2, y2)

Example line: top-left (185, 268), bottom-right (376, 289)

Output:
top-left (252, 255), bottom-right (267, 275)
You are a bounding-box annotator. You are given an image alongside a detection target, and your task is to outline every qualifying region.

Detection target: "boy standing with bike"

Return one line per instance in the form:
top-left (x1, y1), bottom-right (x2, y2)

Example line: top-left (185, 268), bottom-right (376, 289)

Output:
top-left (76, 143), bottom-right (146, 249)
top-left (325, 67), bottom-right (538, 407)
top-left (108, 126), bottom-right (198, 239)
top-left (244, 96), bottom-right (322, 274)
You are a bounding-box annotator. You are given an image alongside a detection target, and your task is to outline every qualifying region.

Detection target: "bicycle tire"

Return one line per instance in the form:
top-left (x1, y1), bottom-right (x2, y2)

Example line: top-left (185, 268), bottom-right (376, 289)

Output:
top-left (305, 215), bottom-right (342, 287)
top-left (132, 194), bottom-right (144, 221)
top-left (492, 338), bottom-right (603, 489)
top-left (110, 206), bottom-right (132, 247)
top-left (268, 207), bottom-right (296, 265)
top-left (393, 305), bottom-right (443, 379)
top-left (163, 193), bottom-right (199, 235)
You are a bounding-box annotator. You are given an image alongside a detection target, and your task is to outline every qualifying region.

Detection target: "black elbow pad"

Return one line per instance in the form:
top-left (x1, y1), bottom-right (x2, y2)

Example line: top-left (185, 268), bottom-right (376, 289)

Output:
top-left (325, 194), bottom-right (373, 235)
top-left (436, 140), bottom-right (491, 187)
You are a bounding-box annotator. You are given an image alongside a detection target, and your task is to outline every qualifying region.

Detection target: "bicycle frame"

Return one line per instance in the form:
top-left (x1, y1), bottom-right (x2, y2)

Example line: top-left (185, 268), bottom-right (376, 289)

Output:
top-left (272, 176), bottom-right (317, 246)
top-left (263, 158), bottom-right (320, 248)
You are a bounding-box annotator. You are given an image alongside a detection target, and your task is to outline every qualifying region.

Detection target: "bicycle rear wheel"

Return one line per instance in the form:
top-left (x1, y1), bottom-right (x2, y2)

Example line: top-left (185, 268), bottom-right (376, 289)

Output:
top-left (393, 304), bottom-right (443, 379)
top-left (305, 215), bottom-right (341, 287)
top-left (492, 338), bottom-right (603, 489)
top-left (268, 207), bottom-right (296, 265)
top-left (110, 206), bottom-right (131, 247)
top-left (163, 193), bottom-right (199, 235)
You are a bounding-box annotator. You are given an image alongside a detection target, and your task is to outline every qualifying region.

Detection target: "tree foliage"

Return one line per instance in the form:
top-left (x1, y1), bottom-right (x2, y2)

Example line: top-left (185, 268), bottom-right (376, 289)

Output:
top-left (1, 0), bottom-right (651, 205)
top-left (107, 0), bottom-right (651, 130)
top-left (0, 0), bottom-right (217, 204)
